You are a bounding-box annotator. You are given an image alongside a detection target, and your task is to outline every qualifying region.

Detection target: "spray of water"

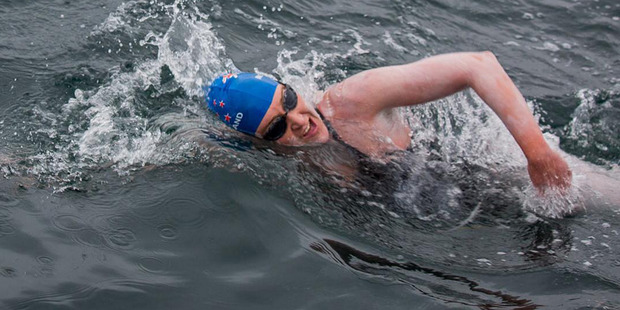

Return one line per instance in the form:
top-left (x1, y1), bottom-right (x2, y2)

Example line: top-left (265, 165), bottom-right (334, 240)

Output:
top-left (6, 0), bottom-right (612, 220)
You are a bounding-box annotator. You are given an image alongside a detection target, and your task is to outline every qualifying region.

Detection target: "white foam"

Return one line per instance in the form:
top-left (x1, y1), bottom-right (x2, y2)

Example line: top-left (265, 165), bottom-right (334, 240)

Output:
top-left (28, 0), bottom-right (232, 182)
top-left (382, 31), bottom-right (407, 53)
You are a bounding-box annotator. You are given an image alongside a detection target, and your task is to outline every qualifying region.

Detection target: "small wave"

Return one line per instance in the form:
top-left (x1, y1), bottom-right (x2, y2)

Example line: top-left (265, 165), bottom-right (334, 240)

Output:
top-left (562, 88), bottom-right (620, 167)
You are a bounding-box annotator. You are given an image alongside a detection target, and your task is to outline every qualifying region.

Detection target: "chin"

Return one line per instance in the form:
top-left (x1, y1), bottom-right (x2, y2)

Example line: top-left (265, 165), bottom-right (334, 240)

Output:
top-left (314, 128), bottom-right (330, 144)
top-left (276, 130), bottom-right (329, 147)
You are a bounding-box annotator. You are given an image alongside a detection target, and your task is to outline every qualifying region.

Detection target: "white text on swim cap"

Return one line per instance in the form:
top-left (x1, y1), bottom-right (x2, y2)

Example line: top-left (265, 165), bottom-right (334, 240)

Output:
top-left (232, 112), bottom-right (243, 130)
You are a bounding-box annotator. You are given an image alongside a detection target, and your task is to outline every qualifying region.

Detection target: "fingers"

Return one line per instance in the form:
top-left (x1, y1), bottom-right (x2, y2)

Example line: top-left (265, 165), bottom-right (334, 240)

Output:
top-left (527, 151), bottom-right (572, 195)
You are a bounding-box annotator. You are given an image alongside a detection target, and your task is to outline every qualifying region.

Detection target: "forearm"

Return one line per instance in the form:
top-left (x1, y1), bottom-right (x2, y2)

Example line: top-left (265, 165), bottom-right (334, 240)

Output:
top-left (466, 52), bottom-right (551, 161)
top-left (342, 52), bottom-right (553, 160)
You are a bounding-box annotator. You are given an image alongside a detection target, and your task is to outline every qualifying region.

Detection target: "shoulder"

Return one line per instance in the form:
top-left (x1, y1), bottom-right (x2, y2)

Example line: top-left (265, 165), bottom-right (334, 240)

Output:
top-left (317, 79), bottom-right (376, 121)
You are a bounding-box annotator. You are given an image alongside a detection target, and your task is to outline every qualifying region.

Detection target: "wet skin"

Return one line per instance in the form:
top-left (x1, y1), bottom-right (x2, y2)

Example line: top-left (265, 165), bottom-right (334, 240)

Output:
top-left (256, 84), bottom-right (331, 146)
top-left (255, 84), bottom-right (412, 158)
top-left (256, 52), bottom-right (572, 193)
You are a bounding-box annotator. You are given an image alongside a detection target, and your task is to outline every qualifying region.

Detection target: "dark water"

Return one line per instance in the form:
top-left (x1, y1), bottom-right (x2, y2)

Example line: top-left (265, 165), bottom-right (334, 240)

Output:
top-left (1, 0), bottom-right (619, 309)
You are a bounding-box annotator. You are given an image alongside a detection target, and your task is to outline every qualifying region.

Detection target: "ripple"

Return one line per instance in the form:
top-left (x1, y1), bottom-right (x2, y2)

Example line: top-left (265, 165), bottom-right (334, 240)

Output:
top-left (165, 197), bottom-right (207, 227)
top-left (0, 194), bottom-right (18, 207)
top-left (129, 198), bottom-right (164, 221)
top-left (0, 207), bottom-right (11, 220)
top-left (104, 228), bottom-right (137, 250)
top-left (127, 182), bottom-right (172, 217)
top-left (138, 257), bottom-right (167, 274)
top-left (52, 214), bottom-right (87, 231)
top-left (0, 266), bottom-right (17, 278)
top-left (158, 224), bottom-right (178, 240)
top-left (36, 256), bottom-right (54, 265)
top-left (74, 229), bottom-right (106, 248)
top-left (0, 222), bottom-right (15, 237)
top-left (91, 213), bottom-right (134, 231)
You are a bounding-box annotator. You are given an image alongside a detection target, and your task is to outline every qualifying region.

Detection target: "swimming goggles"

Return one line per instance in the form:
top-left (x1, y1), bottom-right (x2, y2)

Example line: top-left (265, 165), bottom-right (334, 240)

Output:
top-left (262, 84), bottom-right (298, 141)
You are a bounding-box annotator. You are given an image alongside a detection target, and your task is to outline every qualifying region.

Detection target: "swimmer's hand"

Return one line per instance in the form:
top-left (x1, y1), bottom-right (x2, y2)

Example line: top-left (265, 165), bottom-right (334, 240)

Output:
top-left (527, 149), bottom-right (572, 194)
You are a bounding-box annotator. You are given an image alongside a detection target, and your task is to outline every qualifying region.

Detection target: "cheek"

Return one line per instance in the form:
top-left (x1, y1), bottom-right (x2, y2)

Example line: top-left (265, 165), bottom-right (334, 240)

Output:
top-left (316, 120), bottom-right (331, 142)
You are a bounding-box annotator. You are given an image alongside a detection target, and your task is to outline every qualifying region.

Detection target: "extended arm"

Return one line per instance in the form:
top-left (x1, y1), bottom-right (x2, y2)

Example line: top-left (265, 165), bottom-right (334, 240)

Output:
top-left (339, 52), bottom-right (571, 192)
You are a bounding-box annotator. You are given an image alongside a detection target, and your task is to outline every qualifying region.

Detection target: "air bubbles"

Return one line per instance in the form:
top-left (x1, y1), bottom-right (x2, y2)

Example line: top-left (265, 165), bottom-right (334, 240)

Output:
top-left (522, 13), bottom-right (534, 20)
top-left (541, 42), bottom-right (560, 52)
top-left (475, 258), bottom-right (492, 266)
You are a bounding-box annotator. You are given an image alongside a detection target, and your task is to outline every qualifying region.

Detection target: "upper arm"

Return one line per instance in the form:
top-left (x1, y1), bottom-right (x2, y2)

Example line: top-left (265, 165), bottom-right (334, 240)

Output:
top-left (336, 52), bottom-right (495, 118)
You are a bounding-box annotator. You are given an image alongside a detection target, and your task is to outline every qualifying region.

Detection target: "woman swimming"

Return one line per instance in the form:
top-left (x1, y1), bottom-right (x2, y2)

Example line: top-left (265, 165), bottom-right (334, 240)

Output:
top-left (205, 51), bottom-right (572, 194)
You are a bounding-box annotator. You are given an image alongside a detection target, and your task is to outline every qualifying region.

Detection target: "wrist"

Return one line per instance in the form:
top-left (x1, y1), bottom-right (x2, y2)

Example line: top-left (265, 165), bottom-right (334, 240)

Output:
top-left (523, 136), bottom-right (552, 163)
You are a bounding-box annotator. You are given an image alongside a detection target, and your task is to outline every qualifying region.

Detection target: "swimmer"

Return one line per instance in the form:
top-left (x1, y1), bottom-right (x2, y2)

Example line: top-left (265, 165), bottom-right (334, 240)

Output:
top-left (205, 52), bottom-right (572, 194)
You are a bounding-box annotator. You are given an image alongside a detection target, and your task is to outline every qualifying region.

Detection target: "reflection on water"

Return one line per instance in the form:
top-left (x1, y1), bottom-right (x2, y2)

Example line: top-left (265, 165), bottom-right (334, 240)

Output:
top-left (313, 239), bottom-right (540, 309)
top-left (0, 0), bottom-right (619, 309)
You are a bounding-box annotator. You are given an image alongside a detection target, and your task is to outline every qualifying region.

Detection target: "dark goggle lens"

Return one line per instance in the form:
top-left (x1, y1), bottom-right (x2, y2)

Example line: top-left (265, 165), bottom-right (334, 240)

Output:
top-left (283, 85), bottom-right (297, 111)
top-left (262, 115), bottom-right (288, 141)
top-left (262, 84), bottom-right (297, 141)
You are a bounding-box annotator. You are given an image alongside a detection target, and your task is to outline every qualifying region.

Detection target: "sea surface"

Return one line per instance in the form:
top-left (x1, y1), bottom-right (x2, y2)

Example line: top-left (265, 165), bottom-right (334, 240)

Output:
top-left (1, 0), bottom-right (619, 309)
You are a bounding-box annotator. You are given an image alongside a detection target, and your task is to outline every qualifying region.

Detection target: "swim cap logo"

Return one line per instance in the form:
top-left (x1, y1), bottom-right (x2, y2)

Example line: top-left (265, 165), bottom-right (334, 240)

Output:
top-left (232, 113), bottom-right (243, 130)
top-left (222, 73), bottom-right (237, 83)
top-left (205, 72), bottom-right (278, 136)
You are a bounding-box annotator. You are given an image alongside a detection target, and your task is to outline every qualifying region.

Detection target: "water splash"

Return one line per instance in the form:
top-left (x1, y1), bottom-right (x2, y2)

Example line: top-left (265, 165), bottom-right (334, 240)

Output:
top-left (23, 0), bottom-right (232, 185)
top-left (1, 0), bottom-right (612, 269)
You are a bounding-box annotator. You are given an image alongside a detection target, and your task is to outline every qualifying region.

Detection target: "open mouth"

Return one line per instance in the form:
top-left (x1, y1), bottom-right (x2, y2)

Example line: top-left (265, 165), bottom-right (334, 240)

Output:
top-left (303, 117), bottom-right (318, 138)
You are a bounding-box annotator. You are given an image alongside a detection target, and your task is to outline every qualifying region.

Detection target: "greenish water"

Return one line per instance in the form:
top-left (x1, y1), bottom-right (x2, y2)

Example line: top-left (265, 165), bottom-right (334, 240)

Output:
top-left (1, 0), bottom-right (619, 309)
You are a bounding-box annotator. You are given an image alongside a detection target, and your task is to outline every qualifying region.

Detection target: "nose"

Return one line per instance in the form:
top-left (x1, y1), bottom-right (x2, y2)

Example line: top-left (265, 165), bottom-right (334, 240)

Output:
top-left (287, 111), bottom-right (306, 133)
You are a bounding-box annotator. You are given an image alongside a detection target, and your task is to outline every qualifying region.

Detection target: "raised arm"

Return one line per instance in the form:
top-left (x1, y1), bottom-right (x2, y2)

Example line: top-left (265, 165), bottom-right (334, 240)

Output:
top-left (338, 52), bottom-right (571, 192)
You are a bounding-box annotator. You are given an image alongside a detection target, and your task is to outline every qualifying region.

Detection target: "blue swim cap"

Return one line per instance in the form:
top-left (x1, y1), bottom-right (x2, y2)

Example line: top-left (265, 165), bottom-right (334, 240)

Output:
top-left (204, 72), bottom-right (279, 136)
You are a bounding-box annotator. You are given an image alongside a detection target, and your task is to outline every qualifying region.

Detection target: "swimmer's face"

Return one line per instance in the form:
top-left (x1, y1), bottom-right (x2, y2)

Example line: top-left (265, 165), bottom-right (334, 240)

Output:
top-left (256, 84), bottom-right (330, 146)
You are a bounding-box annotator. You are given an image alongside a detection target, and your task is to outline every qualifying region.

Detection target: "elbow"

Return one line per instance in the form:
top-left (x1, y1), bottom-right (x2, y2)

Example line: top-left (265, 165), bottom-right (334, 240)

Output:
top-left (472, 51), bottom-right (499, 65)
top-left (480, 50), bottom-right (496, 59)
top-left (466, 51), bottom-right (506, 83)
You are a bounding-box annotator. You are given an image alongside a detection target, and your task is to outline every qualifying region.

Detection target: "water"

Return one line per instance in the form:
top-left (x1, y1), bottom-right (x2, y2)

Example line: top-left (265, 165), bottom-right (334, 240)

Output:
top-left (1, 0), bottom-right (619, 309)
